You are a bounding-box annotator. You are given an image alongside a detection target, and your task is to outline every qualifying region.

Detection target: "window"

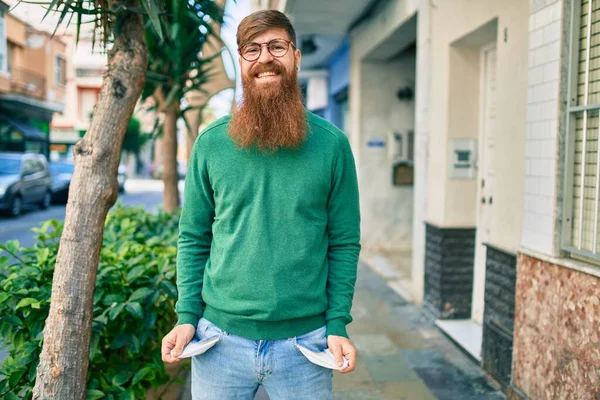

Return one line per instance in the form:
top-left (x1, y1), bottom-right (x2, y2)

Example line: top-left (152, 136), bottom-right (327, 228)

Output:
top-left (33, 159), bottom-right (45, 173)
top-left (564, 0), bottom-right (600, 260)
top-left (23, 159), bottom-right (36, 175)
top-left (0, 10), bottom-right (7, 72)
top-left (55, 55), bottom-right (66, 86)
top-left (76, 68), bottom-right (103, 78)
top-left (78, 88), bottom-right (98, 121)
top-left (7, 42), bottom-right (14, 73)
top-left (0, 158), bottom-right (20, 174)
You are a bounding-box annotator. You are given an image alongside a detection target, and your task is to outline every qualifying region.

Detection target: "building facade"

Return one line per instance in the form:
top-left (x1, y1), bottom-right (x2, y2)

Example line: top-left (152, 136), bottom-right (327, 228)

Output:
top-left (0, 2), bottom-right (66, 157)
top-left (322, 40), bottom-right (350, 135)
top-left (512, 0), bottom-right (600, 398)
top-left (250, 0), bottom-right (600, 397)
top-left (49, 35), bottom-right (105, 160)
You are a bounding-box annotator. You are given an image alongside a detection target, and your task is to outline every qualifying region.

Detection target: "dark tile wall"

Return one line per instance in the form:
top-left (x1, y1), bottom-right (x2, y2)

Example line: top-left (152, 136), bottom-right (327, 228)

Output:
top-left (483, 245), bottom-right (517, 331)
top-left (424, 223), bottom-right (476, 319)
top-left (481, 245), bottom-right (517, 391)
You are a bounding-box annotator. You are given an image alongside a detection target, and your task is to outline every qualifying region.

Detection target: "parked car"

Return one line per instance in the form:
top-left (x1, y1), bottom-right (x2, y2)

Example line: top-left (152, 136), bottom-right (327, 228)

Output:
top-left (49, 161), bottom-right (74, 203)
top-left (50, 162), bottom-right (126, 201)
top-left (0, 152), bottom-right (52, 217)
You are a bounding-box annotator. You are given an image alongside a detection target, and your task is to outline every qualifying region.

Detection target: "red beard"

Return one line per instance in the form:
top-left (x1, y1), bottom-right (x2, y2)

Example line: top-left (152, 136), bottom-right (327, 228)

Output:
top-left (229, 62), bottom-right (307, 152)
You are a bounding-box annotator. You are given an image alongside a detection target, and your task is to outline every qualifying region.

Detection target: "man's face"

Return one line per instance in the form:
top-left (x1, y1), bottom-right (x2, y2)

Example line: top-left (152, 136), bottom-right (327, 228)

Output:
top-left (239, 28), bottom-right (301, 88)
top-left (230, 26), bottom-right (307, 151)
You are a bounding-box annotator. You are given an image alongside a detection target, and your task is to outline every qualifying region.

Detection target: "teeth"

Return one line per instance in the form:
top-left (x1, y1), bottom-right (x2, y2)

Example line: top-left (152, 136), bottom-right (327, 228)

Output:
top-left (257, 72), bottom-right (277, 78)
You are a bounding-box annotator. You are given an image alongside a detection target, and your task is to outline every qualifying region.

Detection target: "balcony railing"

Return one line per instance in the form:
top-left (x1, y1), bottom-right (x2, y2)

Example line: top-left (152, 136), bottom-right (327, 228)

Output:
top-left (8, 67), bottom-right (46, 100)
top-left (76, 67), bottom-right (105, 78)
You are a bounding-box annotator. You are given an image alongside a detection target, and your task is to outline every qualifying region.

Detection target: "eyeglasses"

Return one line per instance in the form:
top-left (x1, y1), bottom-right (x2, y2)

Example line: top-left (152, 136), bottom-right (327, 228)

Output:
top-left (238, 38), bottom-right (295, 62)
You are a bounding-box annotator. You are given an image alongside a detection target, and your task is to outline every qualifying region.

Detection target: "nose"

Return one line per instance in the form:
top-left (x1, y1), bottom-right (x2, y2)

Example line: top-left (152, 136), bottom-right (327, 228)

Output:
top-left (257, 44), bottom-right (275, 64)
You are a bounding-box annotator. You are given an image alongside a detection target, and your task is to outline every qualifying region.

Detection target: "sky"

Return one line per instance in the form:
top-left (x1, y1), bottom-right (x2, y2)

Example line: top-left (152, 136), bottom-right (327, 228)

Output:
top-left (209, 0), bottom-right (251, 116)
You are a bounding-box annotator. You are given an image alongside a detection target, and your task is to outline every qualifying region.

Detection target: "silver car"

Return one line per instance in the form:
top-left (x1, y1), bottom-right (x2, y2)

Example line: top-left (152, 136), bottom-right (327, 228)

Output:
top-left (0, 152), bottom-right (52, 217)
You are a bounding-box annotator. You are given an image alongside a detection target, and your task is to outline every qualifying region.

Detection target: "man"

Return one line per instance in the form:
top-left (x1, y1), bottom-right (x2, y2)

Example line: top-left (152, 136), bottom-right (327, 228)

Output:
top-left (161, 9), bottom-right (361, 399)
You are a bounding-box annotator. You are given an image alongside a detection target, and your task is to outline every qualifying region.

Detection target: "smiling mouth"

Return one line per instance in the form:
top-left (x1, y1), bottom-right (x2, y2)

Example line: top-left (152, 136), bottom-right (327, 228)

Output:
top-left (256, 71), bottom-right (279, 79)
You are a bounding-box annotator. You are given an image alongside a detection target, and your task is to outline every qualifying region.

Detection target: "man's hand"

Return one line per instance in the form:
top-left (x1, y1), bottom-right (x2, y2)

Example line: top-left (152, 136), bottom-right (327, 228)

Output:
top-left (161, 324), bottom-right (195, 363)
top-left (327, 335), bottom-right (357, 374)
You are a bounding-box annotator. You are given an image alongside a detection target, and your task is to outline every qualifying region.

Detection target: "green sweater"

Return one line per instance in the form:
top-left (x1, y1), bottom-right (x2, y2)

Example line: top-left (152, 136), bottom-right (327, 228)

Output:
top-left (175, 111), bottom-right (361, 340)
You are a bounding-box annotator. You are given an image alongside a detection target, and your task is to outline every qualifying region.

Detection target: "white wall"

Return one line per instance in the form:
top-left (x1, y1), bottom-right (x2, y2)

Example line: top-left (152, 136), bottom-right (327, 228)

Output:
top-left (350, 0), bottom-right (419, 156)
top-left (353, 55), bottom-right (416, 252)
top-left (349, 0), bottom-right (530, 303)
top-left (426, 0), bottom-right (529, 253)
top-left (521, 0), bottom-right (563, 256)
top-left (411, 4), bottom-right (431, 305)
top-left (351, 0), bottom-right (419, 61)
top-left (350, 0), bottom-right (420, 254)
top-left (443, 45), bottom-right (481, 227)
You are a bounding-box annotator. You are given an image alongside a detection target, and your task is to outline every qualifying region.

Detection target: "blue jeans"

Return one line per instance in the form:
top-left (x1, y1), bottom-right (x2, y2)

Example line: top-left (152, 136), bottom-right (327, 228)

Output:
top-left (191, 317), bottom-right (333, 399)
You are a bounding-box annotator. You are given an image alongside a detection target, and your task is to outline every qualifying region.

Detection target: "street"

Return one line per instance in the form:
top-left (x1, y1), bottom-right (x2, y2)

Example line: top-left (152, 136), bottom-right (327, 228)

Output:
top-left (0, 179), bottom-right (172, 248)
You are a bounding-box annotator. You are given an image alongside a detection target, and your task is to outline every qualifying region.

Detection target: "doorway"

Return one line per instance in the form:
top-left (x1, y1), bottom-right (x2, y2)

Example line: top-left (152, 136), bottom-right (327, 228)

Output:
top-left (472, 43), bottom-right (497, 324)
top-left (435, 39), bottom-right (498, 363)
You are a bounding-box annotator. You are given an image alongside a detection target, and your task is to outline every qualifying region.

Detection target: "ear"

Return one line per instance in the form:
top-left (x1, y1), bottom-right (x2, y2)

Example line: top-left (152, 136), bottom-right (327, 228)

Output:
top-left (238, 56), bottom-right (247, 72)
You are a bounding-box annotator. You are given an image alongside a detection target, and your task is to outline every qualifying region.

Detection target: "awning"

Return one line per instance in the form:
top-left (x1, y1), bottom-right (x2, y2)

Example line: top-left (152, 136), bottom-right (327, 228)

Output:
top-left (0, 116), bottom-right (48, 141)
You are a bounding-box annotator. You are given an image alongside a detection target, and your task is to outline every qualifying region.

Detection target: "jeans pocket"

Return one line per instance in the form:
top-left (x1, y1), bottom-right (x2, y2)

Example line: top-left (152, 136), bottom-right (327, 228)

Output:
top-left (292, 326), bottom-right (347, 370)
top-left (178, 335), bottom-right (220, 358)
top-left (293, 326), bottom-right (352, 371)
top-left (293, 325), bottom-right (327, 353)
top-left (179, 319), bottom-right (223, 359)
top-left (196, 318), bottom-right (225, 341)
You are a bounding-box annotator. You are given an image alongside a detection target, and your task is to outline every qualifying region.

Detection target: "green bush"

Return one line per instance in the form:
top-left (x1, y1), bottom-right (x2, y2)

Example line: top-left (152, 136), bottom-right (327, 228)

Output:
top-left (0, 205), bottom-right (182, 399)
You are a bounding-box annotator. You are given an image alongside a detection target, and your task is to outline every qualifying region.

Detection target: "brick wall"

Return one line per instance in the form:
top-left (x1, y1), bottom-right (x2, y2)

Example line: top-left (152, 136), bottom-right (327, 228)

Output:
top-left (482, 245), bottom-right (517, 390)
top-left (423, 223), bottom-right (475, 319)
top-left (484, 246), bottom-right (517, 332)
top-left (521, 0), bottom-right (564, 256)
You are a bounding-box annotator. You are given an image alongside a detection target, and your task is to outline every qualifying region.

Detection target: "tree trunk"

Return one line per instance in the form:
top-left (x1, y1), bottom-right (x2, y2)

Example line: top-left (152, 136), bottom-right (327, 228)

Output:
top-left (162, 103), bottom-right (180, 212)
top-left (32, 4), bottom-right (148, 400)
top-left (185, 108), bottom-right (201, 163)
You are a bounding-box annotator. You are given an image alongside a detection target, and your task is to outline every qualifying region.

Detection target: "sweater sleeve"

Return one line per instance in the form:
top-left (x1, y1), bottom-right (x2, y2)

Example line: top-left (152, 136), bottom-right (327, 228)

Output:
top-left (175, 138), bottom-right (215, 327)
top-left (325, 135), bottom-right (361, 338)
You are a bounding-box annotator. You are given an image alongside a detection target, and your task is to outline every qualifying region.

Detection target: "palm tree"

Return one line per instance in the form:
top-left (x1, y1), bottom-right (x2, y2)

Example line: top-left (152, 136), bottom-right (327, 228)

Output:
top-left (182, 7), bottom-right (236, 163)
top-left (22, 1), bottom-right (223, 398)
top-left (142, 0), bottom-right (224, 212)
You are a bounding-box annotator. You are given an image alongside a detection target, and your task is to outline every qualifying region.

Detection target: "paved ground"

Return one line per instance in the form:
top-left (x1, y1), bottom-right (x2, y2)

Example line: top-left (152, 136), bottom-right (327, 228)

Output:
top-left (328, 265), bottom-right (504, 400)
top-left (183, 264), bottom-right (504, 400)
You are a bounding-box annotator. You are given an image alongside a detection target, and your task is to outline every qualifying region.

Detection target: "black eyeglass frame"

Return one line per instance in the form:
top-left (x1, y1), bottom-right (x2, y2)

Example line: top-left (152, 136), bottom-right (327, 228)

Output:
top-left (238, 38), bottom-right (296, 62)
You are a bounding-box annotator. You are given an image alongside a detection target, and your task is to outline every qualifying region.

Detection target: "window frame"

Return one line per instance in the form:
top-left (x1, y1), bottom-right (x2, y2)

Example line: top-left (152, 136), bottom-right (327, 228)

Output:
top-left (0, 10), bottom-right (7, 73)
top-left (54, 54), bottom-right (66, 86)
top-left (562, 0), bottom-right (600, 262)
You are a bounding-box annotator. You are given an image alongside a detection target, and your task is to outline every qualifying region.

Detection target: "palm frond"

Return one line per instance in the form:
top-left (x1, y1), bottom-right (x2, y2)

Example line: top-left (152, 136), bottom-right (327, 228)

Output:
top-left (141, 0), bottom-right (163, 40)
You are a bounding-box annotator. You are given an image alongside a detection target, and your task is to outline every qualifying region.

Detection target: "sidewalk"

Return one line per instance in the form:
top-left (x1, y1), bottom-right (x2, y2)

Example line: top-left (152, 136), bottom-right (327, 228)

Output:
top-left (328, 264), bottom-right (504, 400)
top-left (183, 264), bottom-right (505, 399)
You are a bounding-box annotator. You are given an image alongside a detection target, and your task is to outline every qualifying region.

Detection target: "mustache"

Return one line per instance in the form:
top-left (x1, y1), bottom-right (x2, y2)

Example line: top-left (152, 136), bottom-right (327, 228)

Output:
top-left (250, 62), bottom-right (285, 76)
